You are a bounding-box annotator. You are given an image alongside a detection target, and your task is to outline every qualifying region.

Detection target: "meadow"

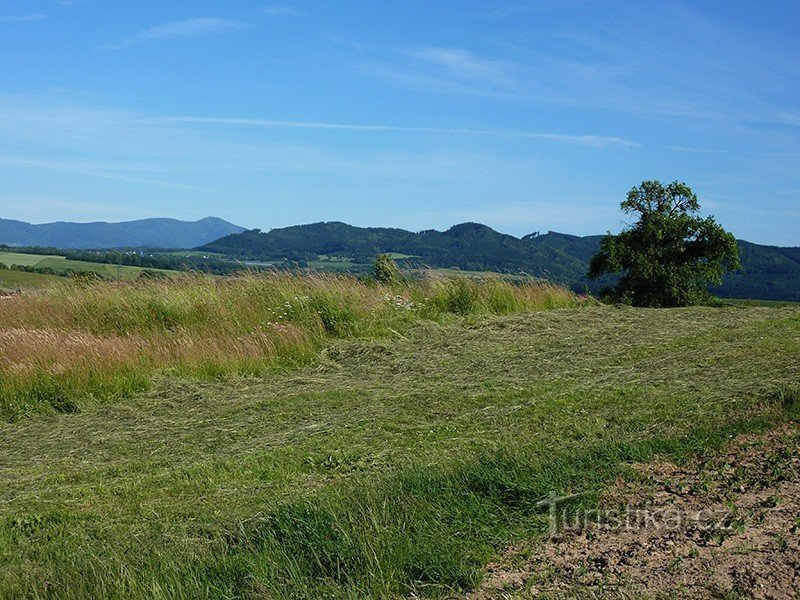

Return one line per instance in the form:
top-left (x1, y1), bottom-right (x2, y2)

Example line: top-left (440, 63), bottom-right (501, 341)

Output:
top-left (0, 268), bottom-right (61, 291)
top-left (0, 272), bottom-right (797, 598)
top-left (0, 273), bottom-right (577, 420)
top-left (0, 250), bottom-right (171, 281)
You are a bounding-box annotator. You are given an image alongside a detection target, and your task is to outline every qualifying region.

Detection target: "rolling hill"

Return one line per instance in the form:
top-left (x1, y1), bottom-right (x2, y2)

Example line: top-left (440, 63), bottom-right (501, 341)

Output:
top-left (0, 216), bottom-right (245, 249)
top-left (201, 222), bottom-right (800, 302)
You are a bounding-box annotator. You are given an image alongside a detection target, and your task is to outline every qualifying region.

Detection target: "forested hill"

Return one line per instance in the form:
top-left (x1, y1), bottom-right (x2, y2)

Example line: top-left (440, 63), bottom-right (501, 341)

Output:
top-left (200, 221), bottom-right (800, 302)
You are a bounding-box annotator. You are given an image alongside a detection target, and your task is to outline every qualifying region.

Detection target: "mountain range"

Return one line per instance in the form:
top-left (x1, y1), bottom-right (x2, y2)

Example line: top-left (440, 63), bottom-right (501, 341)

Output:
top-left (0, 216), bottom-right (245, 249)
top-left (201, 221), bottom-right (800, 302)
top-left (1, 215), bottom-right (797, 301)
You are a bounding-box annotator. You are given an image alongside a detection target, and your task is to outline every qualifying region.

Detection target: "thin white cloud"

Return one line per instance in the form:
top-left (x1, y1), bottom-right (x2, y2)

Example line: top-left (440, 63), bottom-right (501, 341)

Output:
top-left (100, 17), bottom-right (243, 51)
top-left (409, 46), bottom-right (516, 85)
top-left (0, 155), bottom-right (213, 192)
top-left (2, 195), bottom-right (153, 223)
top-left (263, 5), bottom-right (307, 17)
top-left (666, 146), bottom-right (721, 154)
top-left (149, 115), bottom-right (640, 148)
top-left (357, 6), bottom-right (800, 127)
top-left (361, 46), bottom-right (523, 101)
top-left (0, 13), bottom-right (46, 22)
top-left (770, 111), bottom-right (800, 127)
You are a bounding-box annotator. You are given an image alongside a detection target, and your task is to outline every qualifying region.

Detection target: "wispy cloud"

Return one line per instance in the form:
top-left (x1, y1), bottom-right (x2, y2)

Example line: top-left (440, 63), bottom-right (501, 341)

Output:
top-left (0, 155), bottom-right (212, 192)
top-left (100, 17), bottom-right (243, 51)
top-left (2, 195), bottom-right (154, 223)
top-left (666, 146), bottom-right (721, 154)
top-left (409, 47), bottom-right (515, 84)
top-left (0, 13), bottom-right (46, 23)
top-left (362, 46), bottom-right (523, 101)
top-left (355, 6), bottom-right (800, 128)
top-left (148, 115), bottom-right (640, 148)
top-left (263, 5), bottom-right (307, 17)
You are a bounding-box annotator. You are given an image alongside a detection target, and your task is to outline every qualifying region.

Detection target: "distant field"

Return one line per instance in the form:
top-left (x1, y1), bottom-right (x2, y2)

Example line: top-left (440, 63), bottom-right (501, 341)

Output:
top-left (164, 250), bottom-right (229, 259)
top-left (0, 251), bottom-right (63, 267)
top-left (722, 297), bottom-right (800, 307)
top-left (308, 259), bottom-right (369, 272)
top-left (0, 268), bottom-right (61, 290)
top-left (0, 251), bottom-right (173, 279)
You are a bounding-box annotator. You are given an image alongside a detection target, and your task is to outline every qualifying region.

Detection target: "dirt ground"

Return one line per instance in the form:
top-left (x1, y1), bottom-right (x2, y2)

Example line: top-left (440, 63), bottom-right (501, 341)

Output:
top-left (471, 423), bottom-right (800, 599)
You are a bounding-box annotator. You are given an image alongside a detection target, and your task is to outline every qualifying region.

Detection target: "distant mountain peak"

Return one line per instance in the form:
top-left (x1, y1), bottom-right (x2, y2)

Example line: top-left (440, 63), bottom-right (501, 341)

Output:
top-left (0, 216), bottom-right (246, 249)
top-left (444, 222), bottom-right (499, 236)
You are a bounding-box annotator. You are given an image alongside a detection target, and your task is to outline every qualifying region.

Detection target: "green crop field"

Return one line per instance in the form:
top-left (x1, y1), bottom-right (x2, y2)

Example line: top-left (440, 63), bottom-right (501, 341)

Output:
top-left (0, 273), bottom-right (797, 598)
top-left (308, 258), bottom-right (370, 271)
top-left (0, 251), bottom-right (64, 267)
top-left (0, 268), bottom-right (62, 290)
top-left (0, 251), bottom-right (173, 280)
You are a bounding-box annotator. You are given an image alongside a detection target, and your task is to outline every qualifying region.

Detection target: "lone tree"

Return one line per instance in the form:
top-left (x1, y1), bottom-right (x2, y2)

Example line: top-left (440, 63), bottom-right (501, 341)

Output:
top-left (588, 180), bottom-right (740, 307)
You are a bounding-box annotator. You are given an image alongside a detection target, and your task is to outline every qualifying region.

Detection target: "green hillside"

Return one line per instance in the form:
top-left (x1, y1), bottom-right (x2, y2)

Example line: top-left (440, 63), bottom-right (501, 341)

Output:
top-left (0, 268), bottom-right (61, 290)
top-left (0, 250), bottom-right (172, 280)
top-left (201, 222), bottom-right (800, 302)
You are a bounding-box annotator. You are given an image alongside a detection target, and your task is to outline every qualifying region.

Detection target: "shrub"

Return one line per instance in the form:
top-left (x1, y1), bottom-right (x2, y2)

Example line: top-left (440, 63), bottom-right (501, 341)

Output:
top-left (373, 254), bottom-right (400, 285)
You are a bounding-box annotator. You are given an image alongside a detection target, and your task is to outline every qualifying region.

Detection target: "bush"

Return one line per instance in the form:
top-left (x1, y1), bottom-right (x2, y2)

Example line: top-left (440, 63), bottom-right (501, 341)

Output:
top-left (373, 254), bottom-right (400, 285)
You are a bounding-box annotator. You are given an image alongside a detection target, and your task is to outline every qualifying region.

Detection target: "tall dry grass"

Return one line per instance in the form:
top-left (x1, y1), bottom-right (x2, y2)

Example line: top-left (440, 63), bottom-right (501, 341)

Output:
top-left (0, 272), bottom-right (580, 419)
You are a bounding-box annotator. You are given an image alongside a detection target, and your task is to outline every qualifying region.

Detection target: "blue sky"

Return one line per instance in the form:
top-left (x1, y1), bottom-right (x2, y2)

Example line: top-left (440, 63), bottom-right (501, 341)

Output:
top-left (1, 1), bottom-right (798, 245)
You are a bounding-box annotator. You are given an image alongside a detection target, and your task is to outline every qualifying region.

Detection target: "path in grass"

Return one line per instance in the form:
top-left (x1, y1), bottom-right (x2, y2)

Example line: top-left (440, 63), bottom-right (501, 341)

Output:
top-left (0, 305), bottom-right (798, 597)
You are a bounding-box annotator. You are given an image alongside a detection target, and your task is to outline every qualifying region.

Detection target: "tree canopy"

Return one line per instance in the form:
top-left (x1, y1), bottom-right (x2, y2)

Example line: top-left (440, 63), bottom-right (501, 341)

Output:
top-left (588, 181), bottom-right (740, 307)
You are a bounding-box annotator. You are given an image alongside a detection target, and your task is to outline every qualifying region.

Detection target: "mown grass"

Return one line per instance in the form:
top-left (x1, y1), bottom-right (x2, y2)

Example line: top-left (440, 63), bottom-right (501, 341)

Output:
top-left (0, 272), bottom-right (578, 420)
top-left (0, 304), bottom-right (798, 598)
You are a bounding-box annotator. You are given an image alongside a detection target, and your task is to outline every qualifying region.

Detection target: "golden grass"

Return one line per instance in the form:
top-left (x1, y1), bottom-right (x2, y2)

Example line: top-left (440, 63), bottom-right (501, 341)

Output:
top-left (0, 272), bottom-right (580, 419)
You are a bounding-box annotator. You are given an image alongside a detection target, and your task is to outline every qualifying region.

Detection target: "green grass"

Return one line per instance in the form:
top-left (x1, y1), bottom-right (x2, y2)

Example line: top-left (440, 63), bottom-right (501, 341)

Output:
top-left (0, 251), bottom-right (64, 267)
top-left (0, 251), bottom-right (173, 279)
top-left (0, 304), bottom-right (798, 597)
top-left (0, 273), bottom-right (578, 420)
top-left (0, 268), bottom-right (62, 290)
top-left (166, 250), bottom-right (229, 258)
top-left (307, 259), bottom-right (368, 272)
top-left (721, 297), bottom-right (800, 308)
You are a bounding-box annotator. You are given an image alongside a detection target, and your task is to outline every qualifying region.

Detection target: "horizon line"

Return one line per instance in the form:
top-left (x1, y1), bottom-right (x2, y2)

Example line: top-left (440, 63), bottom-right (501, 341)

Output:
top-left (2, 215), bottom-right (795, 247)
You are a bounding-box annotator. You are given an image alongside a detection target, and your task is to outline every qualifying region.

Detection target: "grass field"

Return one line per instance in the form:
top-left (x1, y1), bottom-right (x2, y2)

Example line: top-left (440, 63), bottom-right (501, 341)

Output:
top-left (0, 251), bottom-right (172, 280)
top-left (0, 252), bottom-right (58, 267)
top-left (722, 297), bottom-right (800, 308)
top-left (0, 273), bottom-right (578, 420)
top-left (0, 268), bottom-right (62, 290)
top-left (0, 292), bottom-right (797, 598)
top-left (307, 259), bottom-right (367, 272)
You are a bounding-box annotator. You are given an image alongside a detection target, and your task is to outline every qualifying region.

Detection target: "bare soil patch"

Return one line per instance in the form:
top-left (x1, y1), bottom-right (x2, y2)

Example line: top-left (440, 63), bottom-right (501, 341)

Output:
top-left (472, 423), bottom-right (800, 599)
